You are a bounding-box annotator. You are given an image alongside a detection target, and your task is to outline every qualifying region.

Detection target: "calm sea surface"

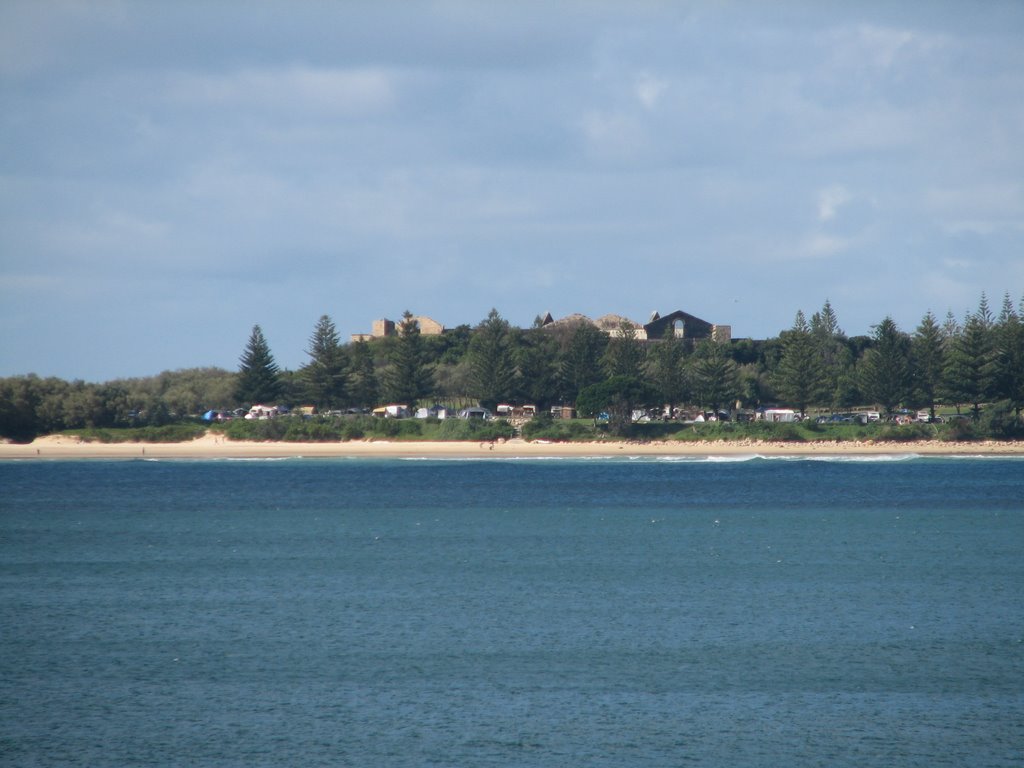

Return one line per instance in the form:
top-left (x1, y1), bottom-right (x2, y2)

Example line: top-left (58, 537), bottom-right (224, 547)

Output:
top-left (1, 455), bottom-right (1022, 767)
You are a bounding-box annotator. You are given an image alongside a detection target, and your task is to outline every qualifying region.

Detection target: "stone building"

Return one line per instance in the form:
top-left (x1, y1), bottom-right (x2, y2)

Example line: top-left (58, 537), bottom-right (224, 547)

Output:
top-left (350, 315), bottom-right (445, 342)
top-left (538, 309), bottom-right (729, 343)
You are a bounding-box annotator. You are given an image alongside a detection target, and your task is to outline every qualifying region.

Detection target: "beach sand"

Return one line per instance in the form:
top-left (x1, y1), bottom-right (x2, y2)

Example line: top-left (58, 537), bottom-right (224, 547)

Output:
top-left (2, 432), bottom-right (1022, 460)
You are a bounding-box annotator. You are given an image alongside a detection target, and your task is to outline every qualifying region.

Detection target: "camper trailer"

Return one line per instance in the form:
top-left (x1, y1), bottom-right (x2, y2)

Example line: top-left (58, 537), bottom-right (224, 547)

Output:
top-left (761, 408), bottom-right (798, 423)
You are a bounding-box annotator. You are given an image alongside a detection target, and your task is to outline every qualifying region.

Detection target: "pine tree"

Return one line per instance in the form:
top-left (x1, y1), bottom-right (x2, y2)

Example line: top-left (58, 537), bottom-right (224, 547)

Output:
top-left (644, 337), bottom-right (688, 417)
top-left (810, 299), bottom-right (849, 407)
top-left (347, 339), bottom-right (379, 410)
top-left (558, 322), bottom-right (607, 402)
top-left (235, 325), bottom-right (281, 405)
top-left (976, 292), bottom-right (994, 329)
top-left (911, 310), bottom-right (945, 419)
top-left (466, 309), bottom-right (516, 410)
top-left (775, 310), bottom-right (826, 417)
top-left (941, 310), bottom-right (961, 343)
top-left (993, 293), bottom-right (1024, 415)
top-left (689, 339), bottom-right (740, 414)
top-left (943, 302), bottom-right (995, 417)
top-left (859, 316), bottom-right (911, 414)
top-left (382, 311), bottom-right (433, 407)
top-left (514, 329), bottom-right (559, 410)
top-left (301, 315), bottom-right (347, 411)
top-left (601, 322), bottom-right (645, 378)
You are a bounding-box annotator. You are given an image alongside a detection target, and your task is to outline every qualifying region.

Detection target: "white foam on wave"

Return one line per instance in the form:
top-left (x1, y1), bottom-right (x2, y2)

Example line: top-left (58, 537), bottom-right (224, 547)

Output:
top-left (368, 454), bottom-right (1015, 466)
top-left (402, 454), bottom-right (768, 464)
top-left (399, 455), bottom-right (593, 462)
top-left (942, 453), bottom-right (1024, 460)
top-left (661, 453), bottom-right (926, 464)
top-left (401, 453), bottom-right (924, 464)
top-left (654, 454), bottom-right (764, 463)
top-left (782, 453), bottom-right (921, 463)
top-left (219, 456), bottom-right (302, 462)
top-left (129, 455), bottom-right (307, 464)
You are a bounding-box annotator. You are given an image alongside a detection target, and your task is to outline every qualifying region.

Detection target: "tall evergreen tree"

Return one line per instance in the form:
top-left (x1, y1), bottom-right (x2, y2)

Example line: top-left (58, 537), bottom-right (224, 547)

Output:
top-left (975, 292), bottom-right (994, 329)
top-left (859, 316), bottom-right (911, 414)
top-left (689, 339), bottom-right (740, 414)
top-left (775, 310), bottom-right (825, 417)
top-left (514, 328), bottom-right (559, 410)
top-left (382, 311), bottom-right (433, 407)
top-left (466, 309), bottom-right (516, 410)
top-left (998, 292), bottom-right (1017, 326)
top-left (993, 293), bottom-right (1024, 416)
top-left (235, 325), bottom-right (281, 405)
top-left (301, 315), bottom-right (347, 410)
top-left (558, 322), bottom-right (607, 402)
top-left (911, 310), bottom-right (945, 419)
top-left (941, 310), bottom-right (961, 343)
top-left (644, 337), bottom-right (688, 417)
top-left (943, 306), bottom-right (995, 417)
top-left (601, 322), bottom-right (645, 378)
top-left (347, 339), bottom-right (379, 409)
top-left (810, 299), bottom-right (849, 407)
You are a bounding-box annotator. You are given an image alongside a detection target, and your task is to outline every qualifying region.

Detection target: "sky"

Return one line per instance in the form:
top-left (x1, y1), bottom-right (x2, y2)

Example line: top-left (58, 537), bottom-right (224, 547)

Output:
top-left (2, 0), bottom-right (1023, 382)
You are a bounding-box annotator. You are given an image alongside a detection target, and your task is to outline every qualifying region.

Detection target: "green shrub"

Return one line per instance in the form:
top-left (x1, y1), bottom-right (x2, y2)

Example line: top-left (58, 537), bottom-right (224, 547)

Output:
top-left (377, 418), bottom-right (402, 437)
top-left (436, 418), bottom-right (515, 441)
top-left (69, 424), bottom-right (206, 443)
top-left (978, 401), bottom-right (1024, 439)
top-left (943, 417), bottom-right (978, 442)
top-left (873, 422), bottom-right (936, 442)
top-left (669, 421), bottom-right (805, 443)
top-left (341, 422), bottom-right (365, 440)
top-left (521, 417), bottom-right (599, 442)
top-left (394, 419), bottom-right (424, 437)
top-left (219, 418), bottom-right (289, 441)
top-left (523, 411), bottom-right (553, 432)
top-left (282, 420), bottom-right (343, 441)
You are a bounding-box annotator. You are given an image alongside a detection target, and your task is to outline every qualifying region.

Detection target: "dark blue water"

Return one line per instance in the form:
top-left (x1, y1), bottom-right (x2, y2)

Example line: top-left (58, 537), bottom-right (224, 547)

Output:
top-left (2, 456), bottom-right (1022, 766)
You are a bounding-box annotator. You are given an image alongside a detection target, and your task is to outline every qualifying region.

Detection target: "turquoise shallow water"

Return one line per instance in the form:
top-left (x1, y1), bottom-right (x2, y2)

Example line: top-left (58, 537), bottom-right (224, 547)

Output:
top-left (1, 456), bottom-right (1022, 766)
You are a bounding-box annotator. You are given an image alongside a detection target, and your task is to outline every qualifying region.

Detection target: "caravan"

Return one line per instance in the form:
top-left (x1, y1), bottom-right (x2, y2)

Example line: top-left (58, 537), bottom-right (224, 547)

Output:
top-left (760, 408), bottom-right (798, 423)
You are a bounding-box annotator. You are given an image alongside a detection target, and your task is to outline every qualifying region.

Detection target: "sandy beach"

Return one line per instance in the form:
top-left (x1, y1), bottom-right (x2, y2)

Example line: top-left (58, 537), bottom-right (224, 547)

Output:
top-left (2, 432), bottom-right (1022, 460)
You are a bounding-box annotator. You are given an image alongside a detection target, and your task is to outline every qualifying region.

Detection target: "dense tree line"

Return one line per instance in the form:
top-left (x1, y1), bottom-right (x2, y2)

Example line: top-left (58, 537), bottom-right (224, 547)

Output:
top-left (2, 295), bottom-right (1022, 442)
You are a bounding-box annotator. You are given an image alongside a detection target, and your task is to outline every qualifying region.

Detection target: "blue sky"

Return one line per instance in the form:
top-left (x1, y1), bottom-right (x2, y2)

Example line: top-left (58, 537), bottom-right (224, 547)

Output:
top-left (2, 1), bottom-right (1022, 381)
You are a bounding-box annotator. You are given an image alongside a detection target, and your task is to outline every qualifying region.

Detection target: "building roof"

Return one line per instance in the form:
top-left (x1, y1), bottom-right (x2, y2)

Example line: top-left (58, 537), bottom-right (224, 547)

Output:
top-left (594, 313), bottom-right (643, 330)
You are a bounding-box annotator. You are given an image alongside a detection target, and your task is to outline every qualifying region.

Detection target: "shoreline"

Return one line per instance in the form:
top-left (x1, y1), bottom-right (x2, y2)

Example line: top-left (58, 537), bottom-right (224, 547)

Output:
top-left (2, 432), bottom-right (1022, 460)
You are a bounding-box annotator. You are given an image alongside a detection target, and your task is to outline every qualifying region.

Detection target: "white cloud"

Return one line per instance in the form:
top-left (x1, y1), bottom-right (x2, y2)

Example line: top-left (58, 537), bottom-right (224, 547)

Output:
top-left (926, 183), bottom-right (1024, 233)
top-left (853, 25), bottom-right (916, 70)
top-left (818, 185), bottom-right (852, 222)
top-left (164, 66), bottom-right (398, 116)
top-left (634, 72), bottom-right (668, 110)
top-left (826, 23), bottom-right (949, 75)
top-left (579, 110), bottom-right (646, 160)
top-left (800, 234), bottom-right (851, 259)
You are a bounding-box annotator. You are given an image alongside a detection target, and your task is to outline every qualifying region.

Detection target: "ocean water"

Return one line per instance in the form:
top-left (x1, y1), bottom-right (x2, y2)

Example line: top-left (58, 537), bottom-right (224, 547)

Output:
top-left (1, 455), bottom-right (1022, 767)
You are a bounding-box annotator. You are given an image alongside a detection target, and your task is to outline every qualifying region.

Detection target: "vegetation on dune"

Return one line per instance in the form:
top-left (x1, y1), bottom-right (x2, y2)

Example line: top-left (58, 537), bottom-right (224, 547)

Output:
top-left (2, 295), bottom-right (1023, 444)
top-left (63, 424), bottom-right (208, 443)
top-left (209, 415), bottom-right (514, 443)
